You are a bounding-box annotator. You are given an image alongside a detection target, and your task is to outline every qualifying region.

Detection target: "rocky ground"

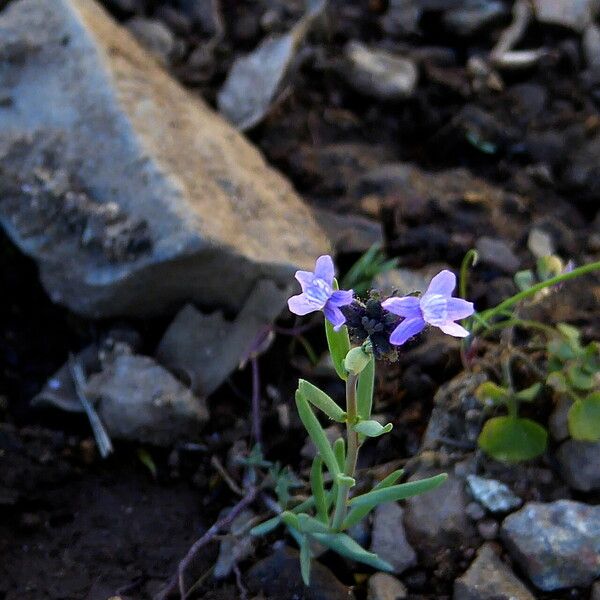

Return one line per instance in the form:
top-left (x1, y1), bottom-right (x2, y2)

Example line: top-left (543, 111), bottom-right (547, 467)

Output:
top-left (1, 0), bottom-right (600, 599)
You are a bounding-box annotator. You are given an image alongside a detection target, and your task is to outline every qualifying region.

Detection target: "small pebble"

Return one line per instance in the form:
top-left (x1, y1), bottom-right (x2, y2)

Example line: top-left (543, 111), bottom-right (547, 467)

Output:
top-left (477, 518), bottom-right (499, 540)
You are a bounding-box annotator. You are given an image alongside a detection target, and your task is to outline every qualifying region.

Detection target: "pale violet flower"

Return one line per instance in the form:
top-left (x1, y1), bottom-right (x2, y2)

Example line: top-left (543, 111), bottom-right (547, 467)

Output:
top-left (382, 270), bottom-right (474, 346)
top-left (288, 255), bottom-right (354, 331)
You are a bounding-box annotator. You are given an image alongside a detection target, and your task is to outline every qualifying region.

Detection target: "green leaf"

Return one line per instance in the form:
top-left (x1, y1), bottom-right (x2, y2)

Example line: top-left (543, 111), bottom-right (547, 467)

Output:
top-left (514, 383), bottom-right (542, 402)
top-left (310, 456), bottom-right (329, 523)
top-left (297, 513), bottom-right (332, 534)
top-left (352, 420), bottom-right (393, 438)
top-left (333, 437), bottom-right (346, 473)
top-left (299, 535), bottom-right (311, 586)
top-left (478, 416), bottom-right (547, 463)
top-left (281, 511), bottom-right (301, 530)
top-left (557, 323), bottom-right (581, 344)
top-left (567, 365), bottom-right (595, 391)
top-left (295, 390), bottom-right (340, 477)
top-left (348, 473), bottom-right (448, 509)
top-left (312, 532), bottom-right (394, 572)
top-left (136, 448), bottom-right (157, 479)
top-left (546, 371), bottom-right (568, 393)
top-left (298, 379), bottom-right (347, 422)
top-left (341, 469), bottom-right (405, 530)
top-left (336, 473), bottom-right (356, 487)
top-left (568, 393), bottom-right (600, 442)
top-left (250, 516), bottom-right (281, 536)
top-left (475, 381), bottom-right (510, 406)
top-left (325, 279), bottom-right (350, 381)
top-left (357, 355), bottom-right (375, 420)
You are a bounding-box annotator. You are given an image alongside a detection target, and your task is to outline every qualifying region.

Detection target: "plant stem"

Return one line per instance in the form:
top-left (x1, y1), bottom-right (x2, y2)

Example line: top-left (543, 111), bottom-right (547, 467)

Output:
top-left (474, 261), bottom-right (600, 334)
top-left (331, 373), bottom-right (359, 531)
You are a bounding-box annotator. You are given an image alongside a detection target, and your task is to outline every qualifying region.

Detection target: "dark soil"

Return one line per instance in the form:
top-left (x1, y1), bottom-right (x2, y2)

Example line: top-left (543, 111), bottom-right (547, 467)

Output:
top-left (1, 0), bottom-right (600, 598)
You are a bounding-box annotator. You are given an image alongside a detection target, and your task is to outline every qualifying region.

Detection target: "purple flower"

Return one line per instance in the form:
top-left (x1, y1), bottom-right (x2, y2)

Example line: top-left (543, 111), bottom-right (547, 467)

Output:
top-left (288, 255), bottom-right (354, 331)
top-left (382, 270), bottom-right (474, 346)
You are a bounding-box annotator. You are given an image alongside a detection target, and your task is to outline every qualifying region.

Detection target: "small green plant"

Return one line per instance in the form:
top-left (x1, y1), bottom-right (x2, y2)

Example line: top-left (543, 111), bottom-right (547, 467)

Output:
top-left (546, 324), bottom-right (600, 442)
top-left (251, 256), bottom-right (465, 584)
top-left (476, 379), bottom-right (547, 463)
top-left (341, 243), bottom-right (398, 297)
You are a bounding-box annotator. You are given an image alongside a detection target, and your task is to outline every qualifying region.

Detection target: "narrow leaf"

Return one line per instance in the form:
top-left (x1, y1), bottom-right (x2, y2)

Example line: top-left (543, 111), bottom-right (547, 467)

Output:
top-left (568, 393), bottom-right (600, 442)
top-left (310, 456), bottom-right (329, 523)
top-left (299, 379), bottom-right (346, 422)
top-left (325, 278), bottom-right (350, 381)
top-left (281, 511), bottom-right (301, 530)
top-left (250, 516), bottom-right (281, 536)
top-left (348, 473), bottom-right (448, 509)
top-left (341, 469), bottom-right (405, 530)
top-left (299, 535), bottom-right (311, 586)
top-left (514, 383), bottom-right (542, 402)
top-left (295, 390), bottom-right (340, 477)
top-left (353, 420), bottom-right (393, 438)
top-left (313, 532), bottom-right (394, 571)
top-left (297, 513), bottom-right (331, 534)
top-left (357, 355), bottom-right (375, 419)
top-left (333, 437), bottom-right (346, 473)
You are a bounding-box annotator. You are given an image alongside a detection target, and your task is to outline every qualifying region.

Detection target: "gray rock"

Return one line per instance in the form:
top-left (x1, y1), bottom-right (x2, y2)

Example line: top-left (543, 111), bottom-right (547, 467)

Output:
top-left (218, 3), bottom-right (324, 130)
top-left (501, 500), bottom-right (600, 590)
top-left (380, 0), bottom-right (422, 36)
top-left (341, 41), bottom-right (418, 100)
top-left (527, 228), bottom-right (555, 258)
top-left (592, 581), bottom-right (600, 600)
top-left (367, 572), bottom-right (407, 600)
top-left (556, 439), bottom-right (600, 492)
top-left (246, 545), bottom-right (354, 600)
top-left (454, 543), bottom-right (535, 600)
top-left (404, 472), bottom-right (476, 556)
top-left (475, 237), bottom-right (521, 274)
top-left (548, 395), bottom-right (572, 441)
top-left (584, 24), bottom-right (600, 68)
top-left (374, 265), bottom-right (446, 297)
top-left (442, 1), bottom-right (506, 36)
top-left (85, 354), bottom-right (208, 445)
top-left (532, 0), bottom-right (600, 32)
top-left (0, 0), bottom-right (328, 318)
top-left (476, 519), bottom-right (499, 540)
top-left (466, 475), bottom-right (522, 513)
top-left (156, 279), bottom-right (288, 397)
top-left (315, 208), bottom-right (384, 255)
top-left (126, 17), bottom-right (178, 64)
top-left (214, 508), bottom-right (256, 579)
top-left (370, 503), bottom-right (417, 575)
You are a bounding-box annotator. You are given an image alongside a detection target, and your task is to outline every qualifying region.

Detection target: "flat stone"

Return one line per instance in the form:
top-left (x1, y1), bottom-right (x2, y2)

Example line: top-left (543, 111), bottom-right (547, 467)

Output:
top-left (155, 279), bottom-right (288, 397)
top-left (532, 0), bottom-right (600, 32)
top-left (501, 500), bottom-right (600, 591)
top-left (454, 543), bottom-right (535, 600)
top-left (85, 353), bottom-right (208, 445)
top-left (246, 545), bottom-right (354, 600)
top-left (466, 475), bottom-right (522, 513)
top-left (370, 503), bottom-right (417, 575)
top-left (367, 572), bottom-right (408, 600)
top-left (341, 41), bottom-right (418, 100)
top-left (556, 439), bottom-right (600, 492)
top-left (0, 0), bottom-right (328, 318)
top-left (404, 471), bottom-right (476, 556)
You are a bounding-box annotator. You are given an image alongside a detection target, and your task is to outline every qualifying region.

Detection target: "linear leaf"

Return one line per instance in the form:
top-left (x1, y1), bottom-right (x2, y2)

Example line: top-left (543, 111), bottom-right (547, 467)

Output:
top-left (348, 473), bottom-right (448, 509)
top-left (352, 420), bottom-right (393, 438)
top-left (295, 390), bottom-right (340, 477)
top-left (299, 379), bottom-right (346, 422)
top-left (357, 355), bottom-right (375, 419)
top-left (250, 516), bottom-right (281, 536)
top-left (299, 535), bottom-right (312, 586)
top-left (297, 513), bottom-right (331, 534)
top-left (312, 532), bottom-right (393, 571)
top-left (333, 437), bottom-right (346, 473)
top-left (310, 456), bottom-right (329, 523)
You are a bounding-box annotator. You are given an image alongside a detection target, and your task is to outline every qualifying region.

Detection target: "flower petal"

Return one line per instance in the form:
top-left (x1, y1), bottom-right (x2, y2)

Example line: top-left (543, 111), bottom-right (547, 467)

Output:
top-left (446, 298), bottom-right (474, 321)
top-left (314, 255), bottom-right (335, 285)
top-left (425, 270), bottom-right (456, 298)
top-left (382, 296), bottom-right (421, 319)
top-left (329, 289), bottom-right (354, 307)
top-left (389, 317), bottom-right (426, 346)
top-left (295, 270), bottom-right (314, 292)
top-left (288, 293), bottom-right (320, 316)
top-left (439, 321), bottom-right (470, 337)
top-left (323, 302), bottom-right (346, 331)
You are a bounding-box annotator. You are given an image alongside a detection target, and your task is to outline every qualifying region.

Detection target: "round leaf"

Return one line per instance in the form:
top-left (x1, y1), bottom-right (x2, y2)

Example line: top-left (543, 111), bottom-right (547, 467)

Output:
top-left (568, 394), bottom-right (600, 442)
top-left (475, 381), bottom-right (510, 406)
top-left (478, 416), bottom-right (547, 463)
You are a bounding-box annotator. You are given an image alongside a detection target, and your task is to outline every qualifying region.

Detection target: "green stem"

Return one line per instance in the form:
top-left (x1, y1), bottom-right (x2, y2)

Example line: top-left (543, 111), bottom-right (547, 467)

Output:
top-left (478, 318), bottom-right (557, 337)
top-left (474, 261), bottom-right (600, 334)
top-left (331, 373), bottom-right (359, 531)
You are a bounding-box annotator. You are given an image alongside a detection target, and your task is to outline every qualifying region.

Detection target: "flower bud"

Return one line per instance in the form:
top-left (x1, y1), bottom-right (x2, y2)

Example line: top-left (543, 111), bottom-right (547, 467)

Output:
top-left (343, 346), bottom-right (371, 375)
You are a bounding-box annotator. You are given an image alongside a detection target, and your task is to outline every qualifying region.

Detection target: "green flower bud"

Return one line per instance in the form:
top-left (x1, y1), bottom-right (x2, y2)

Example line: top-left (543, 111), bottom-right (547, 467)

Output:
top-left (344, 346), bottom-right (371, 375)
